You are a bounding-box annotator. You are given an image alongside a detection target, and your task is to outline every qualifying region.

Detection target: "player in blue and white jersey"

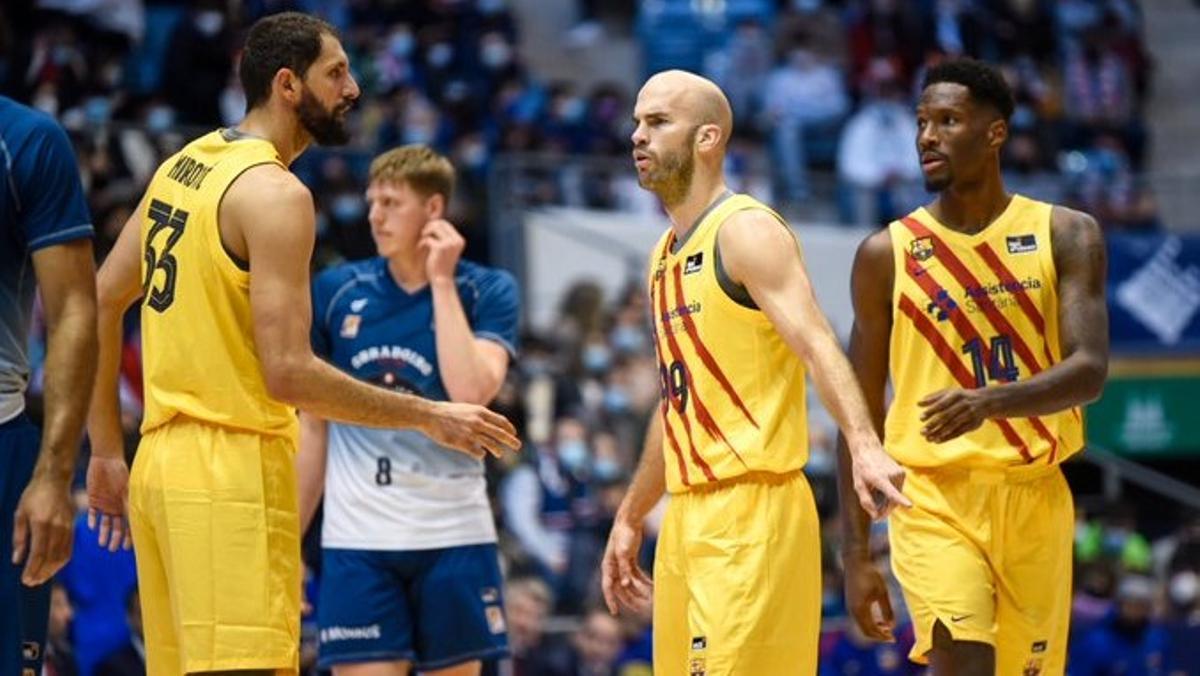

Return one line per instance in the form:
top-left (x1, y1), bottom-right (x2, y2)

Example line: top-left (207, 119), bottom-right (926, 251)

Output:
top-left (298, 144), bottom-right (519, 676)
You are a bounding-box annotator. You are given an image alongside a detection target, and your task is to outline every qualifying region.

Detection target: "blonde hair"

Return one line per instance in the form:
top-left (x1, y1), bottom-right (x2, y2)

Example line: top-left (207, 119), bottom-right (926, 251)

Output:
top-left (368, 145), bottom-right (455, 200)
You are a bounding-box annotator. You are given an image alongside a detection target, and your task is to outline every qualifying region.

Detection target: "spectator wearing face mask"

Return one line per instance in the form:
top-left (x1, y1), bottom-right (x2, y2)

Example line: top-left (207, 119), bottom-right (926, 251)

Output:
top-left (1164, 569), bottom-right (1199, 676)
top-left (502, 417), bottom-right (597, 606)
top-left (161, 0), bottom-right (233, 125)
top-left (1070, 575), bottom-right (1174, 676)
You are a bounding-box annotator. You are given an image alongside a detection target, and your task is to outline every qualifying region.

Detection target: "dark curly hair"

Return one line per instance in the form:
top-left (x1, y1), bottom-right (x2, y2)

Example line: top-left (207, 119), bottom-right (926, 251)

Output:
top-left (239, 12), bottom-right (338, 111)
top-left (922, 57), bottom-right (1014, 122)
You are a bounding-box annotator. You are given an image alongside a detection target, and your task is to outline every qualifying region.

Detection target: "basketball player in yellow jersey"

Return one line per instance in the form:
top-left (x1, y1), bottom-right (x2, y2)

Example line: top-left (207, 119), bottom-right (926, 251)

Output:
top-left (838, 58), bottom-right (1109, 676)
top-left (599, 70), bottom-right (911, 675)
top-left (82, 13), bottom-right (519, 676)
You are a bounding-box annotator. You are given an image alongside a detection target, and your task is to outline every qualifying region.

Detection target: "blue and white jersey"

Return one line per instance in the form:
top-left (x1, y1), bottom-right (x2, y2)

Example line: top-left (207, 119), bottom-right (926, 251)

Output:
top-left (311, 256), bottom-right (519, 550)
top-left (0, 96), bottom-right (92, 423)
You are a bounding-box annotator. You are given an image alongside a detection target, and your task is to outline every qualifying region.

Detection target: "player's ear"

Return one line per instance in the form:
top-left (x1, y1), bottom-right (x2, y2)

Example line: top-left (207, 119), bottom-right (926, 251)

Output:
top-left (274, 67), bottom-right (301, 104)
top-left (987, 118), bottom-right (1008, 151)
top-left (425, 192), bottom-right (446, 220)
top-left (696, 124), bottom-right (721, 153)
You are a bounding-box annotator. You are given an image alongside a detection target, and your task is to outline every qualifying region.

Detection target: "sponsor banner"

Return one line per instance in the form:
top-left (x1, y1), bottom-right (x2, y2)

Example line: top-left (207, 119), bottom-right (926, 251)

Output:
top-left (1108, 233), bottom-right (1200, 354)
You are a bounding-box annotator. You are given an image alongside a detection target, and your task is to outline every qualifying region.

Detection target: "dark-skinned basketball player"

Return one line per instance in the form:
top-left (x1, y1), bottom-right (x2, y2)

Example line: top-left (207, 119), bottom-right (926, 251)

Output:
top-left (837, 58), bottom-right (1108, 676)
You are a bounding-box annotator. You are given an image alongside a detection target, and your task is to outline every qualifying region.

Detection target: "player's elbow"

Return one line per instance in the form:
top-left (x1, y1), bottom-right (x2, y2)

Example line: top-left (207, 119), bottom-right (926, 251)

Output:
top-left (444, 379), bottom-right (500, 406)
top-left (1078, 355), bottom-right (1108, 404)
top-left (261, 353), bottom-right (310, 405)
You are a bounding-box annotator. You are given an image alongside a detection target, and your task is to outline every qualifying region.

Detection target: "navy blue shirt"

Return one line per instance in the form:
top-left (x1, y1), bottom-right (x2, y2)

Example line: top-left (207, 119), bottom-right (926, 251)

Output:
top-left (0, 96), bottom-right (92, 420)
top-left (311, 256), bottom-right (519, 479)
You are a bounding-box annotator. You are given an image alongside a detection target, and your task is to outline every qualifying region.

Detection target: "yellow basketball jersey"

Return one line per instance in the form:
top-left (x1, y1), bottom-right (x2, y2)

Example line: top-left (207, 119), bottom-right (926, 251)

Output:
top-left (885, 194), bottom-right (1084, 468)
top-left (648, 193), bottom-right (809, 494)
top-left (138, 129), bottom-right (297, 440)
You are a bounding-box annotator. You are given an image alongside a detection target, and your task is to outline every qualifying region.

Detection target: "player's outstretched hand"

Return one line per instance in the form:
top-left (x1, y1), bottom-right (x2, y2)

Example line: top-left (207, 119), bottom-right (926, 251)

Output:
top-left (844, 555), bottom-right (897, 642)
top-left (424, 402), bottom-right (520, 459)
top-left (850, 439), bottom-right (911, 520)
top-left (12, 474), bottom-right (74, 587)
top-left (601, 517), bottom-right (653, 616)
top-left (87, 454), bottom-right (133, 552)
top-left (918, 387), bottom-right (991, 443)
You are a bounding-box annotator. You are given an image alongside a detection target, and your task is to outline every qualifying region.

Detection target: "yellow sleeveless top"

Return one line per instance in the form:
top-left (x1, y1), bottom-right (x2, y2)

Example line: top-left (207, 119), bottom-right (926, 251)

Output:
top-left (648, 193), bottom-right (809, 494)
top-left (138, 129), bottom-right (297, 440)
top-left (885, 194), bottom-right (1083, 468)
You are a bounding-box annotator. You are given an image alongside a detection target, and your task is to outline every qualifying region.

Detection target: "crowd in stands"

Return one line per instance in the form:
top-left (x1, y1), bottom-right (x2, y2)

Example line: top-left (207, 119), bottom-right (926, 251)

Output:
top-left (4, 0), bottom-right (1195, 674)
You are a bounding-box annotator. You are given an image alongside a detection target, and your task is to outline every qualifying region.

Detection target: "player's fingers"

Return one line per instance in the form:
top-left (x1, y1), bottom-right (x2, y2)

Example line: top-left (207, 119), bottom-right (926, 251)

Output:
top-left (921, 404), bottom-right (962, 439)
top-left (98, 513), bottom-right (112, 549)
top-left (43, 522), bottom-right (71, 581)
top-left (851, 603), bottom-right (889, 641)
top-left (917, 389), bottom-right (949, 408)
top-left (122, 522), bottom-right (134, 551)
top-left (12, 511), bottom-right (28, 565)
top-left (88, 507), bottom-right (97, 531)
top-left (926, 410), bottom-right (973, 443)
top-left (600, 552), bottom-right (620, 615)
top-left (480, 408), bottom-right (518, 437)
top-left (481, 423), bottom-right (521, 452)
top-left (21, 524), bottom-right (47, 586)
top-left (630, 562), bottom-right (653, 588)
top-left (874, 477), bottom-right (912, 509)
top-left (918, 392), bottom-right (958, 420)
top-left (109, 516), bottom-right (126, 553)
top-left (855, 482), bottom-right (881, 520)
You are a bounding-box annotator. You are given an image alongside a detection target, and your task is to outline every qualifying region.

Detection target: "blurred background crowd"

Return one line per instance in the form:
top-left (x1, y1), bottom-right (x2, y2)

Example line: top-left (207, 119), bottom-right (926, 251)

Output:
top-left (5, 0), bottom-right (1200, 674)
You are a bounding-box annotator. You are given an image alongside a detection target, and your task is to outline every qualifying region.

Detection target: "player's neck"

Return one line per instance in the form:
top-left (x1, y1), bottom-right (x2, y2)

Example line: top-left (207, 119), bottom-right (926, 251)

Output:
top-left (929, 176), bottom-right (1011, 235)
top-left (386, 252), bottom-right (428, 293)
top-left (235, 107), bottom-right (312, 166)
top-left (664, 173), bottom-right (729, 241)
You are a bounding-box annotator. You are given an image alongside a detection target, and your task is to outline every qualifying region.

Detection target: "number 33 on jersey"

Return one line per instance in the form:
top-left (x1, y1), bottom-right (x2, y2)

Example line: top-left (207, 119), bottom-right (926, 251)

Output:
top-left (137, 130), bottom-right (298, 440)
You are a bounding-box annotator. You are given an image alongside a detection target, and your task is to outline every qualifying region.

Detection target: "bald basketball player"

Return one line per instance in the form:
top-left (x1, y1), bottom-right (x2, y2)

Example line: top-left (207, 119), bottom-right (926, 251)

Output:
top-left (599, 70), bottom-right (909, 675)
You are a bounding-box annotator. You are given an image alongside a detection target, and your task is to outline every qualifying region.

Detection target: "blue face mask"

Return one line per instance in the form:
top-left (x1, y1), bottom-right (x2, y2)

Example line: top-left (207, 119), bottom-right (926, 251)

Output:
top-left (611, 326), bottom-right (646, 354)
top-left (593, 457), bottom-right (622, 481)
top-left (389, 31), bottom-right (414, 58)
top-left (582, 345), bottom-right (611, 373)
top-left (427, 43), bottom-right (454, 68)
top-left (146, 106), bottom-right (175, 133)
top-left (558, 440), bottom-right (588, 471)
top-left (603, 388), bottom-right (629, 413)
top-left (331, 194), bottom-right (365, 223)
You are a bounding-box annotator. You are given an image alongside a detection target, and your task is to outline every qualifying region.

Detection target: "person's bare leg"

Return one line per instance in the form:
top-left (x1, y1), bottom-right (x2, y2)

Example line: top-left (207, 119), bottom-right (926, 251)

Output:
top-left (928, 620), bottom-right (995, 676)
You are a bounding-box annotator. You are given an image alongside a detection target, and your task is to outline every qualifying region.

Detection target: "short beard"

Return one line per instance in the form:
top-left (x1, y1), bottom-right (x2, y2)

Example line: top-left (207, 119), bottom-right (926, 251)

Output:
top-left (639, 127), bottom-right (698, 207)
top-left (924, 173), bottom-right (951, 193)
top-left (297, 86), bottom-right (351, 146)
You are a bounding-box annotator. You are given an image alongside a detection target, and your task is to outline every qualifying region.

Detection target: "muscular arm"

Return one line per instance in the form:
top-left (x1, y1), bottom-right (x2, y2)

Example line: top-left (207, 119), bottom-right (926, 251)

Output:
top-left (233, 169), bottom-right (424, 425)
top-left (982, 208), bottom-right (1108, 415)
top-left (296, 412), bottom-right (327, 534)
top-left (229, 167), bottom-right (517, 455)
top-left (836, 230), bottom-right (894, 559)
top-left (919, 208), bottom-right (1108, 441)
top-left (31, 239), bottom-right (98, 481)
top-left (720, 212), bottom-right (882, 454)
top-left (720, 211), bottom-right (907, 517)
top-left (431, 278), bottom-right (510, 404)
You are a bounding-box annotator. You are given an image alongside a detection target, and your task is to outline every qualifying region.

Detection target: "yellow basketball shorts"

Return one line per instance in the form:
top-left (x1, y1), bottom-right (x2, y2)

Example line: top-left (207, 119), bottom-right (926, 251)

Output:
top-left (888, 464), bottom-right (1073, 674)
top-left (653, 470), bottom-right (821, 676)
top-left (129, 417), bottom-right (301, 675)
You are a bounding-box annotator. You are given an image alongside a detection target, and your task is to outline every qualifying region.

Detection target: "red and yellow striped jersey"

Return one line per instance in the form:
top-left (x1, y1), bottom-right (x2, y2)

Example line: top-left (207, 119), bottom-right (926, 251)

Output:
top-left (885, 194), bottom-right (1084, 468)
top-left (647, 193), bottom-right (809, 494)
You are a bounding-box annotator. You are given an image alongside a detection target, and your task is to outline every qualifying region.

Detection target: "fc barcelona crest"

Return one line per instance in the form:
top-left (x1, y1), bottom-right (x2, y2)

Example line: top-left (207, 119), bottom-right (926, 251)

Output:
top-left (909, 236), bottom-right (934, 262)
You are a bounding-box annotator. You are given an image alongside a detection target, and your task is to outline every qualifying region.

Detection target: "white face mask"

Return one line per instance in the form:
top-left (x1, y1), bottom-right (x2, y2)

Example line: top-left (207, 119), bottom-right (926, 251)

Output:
top-left (1169, 571), bottom-right (1199, 607)
top-left (194, 10), bottom-right (225, 37)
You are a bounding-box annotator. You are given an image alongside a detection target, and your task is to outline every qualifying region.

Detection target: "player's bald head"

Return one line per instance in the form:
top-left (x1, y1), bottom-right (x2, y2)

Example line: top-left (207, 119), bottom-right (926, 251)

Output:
top-left (637, 70), bottom-right (733, 147)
